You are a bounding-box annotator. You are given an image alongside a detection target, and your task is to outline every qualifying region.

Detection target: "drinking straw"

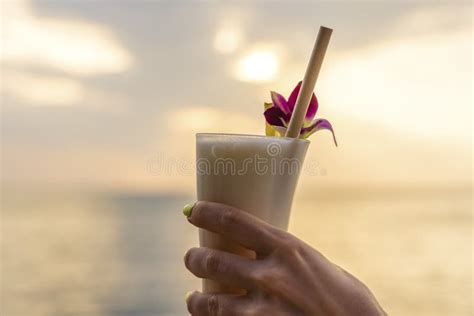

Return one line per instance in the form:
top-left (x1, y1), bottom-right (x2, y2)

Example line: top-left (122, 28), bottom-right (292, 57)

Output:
top-left (285, 26), bottom-right (333, 138)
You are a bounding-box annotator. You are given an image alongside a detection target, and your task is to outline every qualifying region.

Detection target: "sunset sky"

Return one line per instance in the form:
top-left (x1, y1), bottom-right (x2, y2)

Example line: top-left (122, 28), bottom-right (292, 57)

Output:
top-left (2, 0), bottom-right (472, 194)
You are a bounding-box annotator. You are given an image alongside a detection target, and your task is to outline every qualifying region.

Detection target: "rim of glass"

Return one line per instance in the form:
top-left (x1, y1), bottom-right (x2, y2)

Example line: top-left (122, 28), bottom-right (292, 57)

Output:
top-left (196, 133), bottom-right (309, 143)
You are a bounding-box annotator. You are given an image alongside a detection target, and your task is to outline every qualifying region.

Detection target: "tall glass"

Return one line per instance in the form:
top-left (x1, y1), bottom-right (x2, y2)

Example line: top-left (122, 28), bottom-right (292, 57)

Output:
top-left (196, 133), bottom-right (309, 294)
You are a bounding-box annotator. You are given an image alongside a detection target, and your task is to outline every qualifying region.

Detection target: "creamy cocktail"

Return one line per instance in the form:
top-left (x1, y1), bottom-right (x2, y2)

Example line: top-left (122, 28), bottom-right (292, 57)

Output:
top-left (196, 133), bottom-right (309, 293)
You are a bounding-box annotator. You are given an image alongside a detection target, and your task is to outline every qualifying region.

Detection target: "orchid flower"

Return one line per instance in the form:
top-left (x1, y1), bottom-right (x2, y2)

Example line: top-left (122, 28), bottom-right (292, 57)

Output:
top-left (263, 81), bottom-right (337, 146)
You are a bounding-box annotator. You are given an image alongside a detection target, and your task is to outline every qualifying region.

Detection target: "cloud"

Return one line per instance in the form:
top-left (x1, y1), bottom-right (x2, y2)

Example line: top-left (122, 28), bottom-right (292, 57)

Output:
top-left (2, 70), bottom-right (84, 106)
top-left (318, 27), bottom-right (471, 144)
top-left (1, 0), bottom-right (132, 76)
top-left (167, 106), bottom-right (262, 137)
top-left (2, 69), bottom-right (129, 110)
top-left (234, 48), bottom-right (280, 83)
top-left (214, 27), bottom-right (242, 54)
top-left (1, 0), bottom-right (133, 108)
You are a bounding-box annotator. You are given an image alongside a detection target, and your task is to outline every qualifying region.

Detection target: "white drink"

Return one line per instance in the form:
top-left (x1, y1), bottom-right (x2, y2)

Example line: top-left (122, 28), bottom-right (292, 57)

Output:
top-left (196, 133), bottom-right (309, 294)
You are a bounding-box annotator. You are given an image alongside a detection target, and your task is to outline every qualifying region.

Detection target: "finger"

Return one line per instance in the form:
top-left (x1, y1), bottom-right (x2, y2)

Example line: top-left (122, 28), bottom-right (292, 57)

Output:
top-left (184, 247), bottom-right (260, 289)
top-left (188, 201), bottom-right (283, 254)
top-left (186, 291), bottom-right (247, 316)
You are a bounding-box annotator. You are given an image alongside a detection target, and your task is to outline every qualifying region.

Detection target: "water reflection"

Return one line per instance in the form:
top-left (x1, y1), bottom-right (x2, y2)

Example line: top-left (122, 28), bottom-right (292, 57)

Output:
top-left (103, 194), bottom-right (198, 315)
top-left (1, 188), bottom-right (471, 315)
top-left (1, 191), bottom-right (198, 316)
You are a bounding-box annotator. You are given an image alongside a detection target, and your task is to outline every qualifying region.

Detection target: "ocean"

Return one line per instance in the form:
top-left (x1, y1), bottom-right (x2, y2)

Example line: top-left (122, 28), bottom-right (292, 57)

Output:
top-left (1, 188), bottom-right (472, 315)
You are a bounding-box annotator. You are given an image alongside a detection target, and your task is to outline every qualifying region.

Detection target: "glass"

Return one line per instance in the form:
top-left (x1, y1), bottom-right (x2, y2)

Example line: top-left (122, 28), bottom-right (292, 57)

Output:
top-left (196, 133), bottom-right (309, 294)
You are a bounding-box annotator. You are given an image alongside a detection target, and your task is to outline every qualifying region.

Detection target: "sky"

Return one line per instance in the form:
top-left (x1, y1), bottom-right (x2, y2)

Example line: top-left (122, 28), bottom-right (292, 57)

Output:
top-left (1, 0), bottom-right (472, 194)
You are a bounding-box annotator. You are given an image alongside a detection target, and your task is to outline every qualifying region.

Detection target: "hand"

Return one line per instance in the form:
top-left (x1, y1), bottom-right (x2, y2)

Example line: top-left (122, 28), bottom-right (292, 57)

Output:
top-left (184, 201), bottom-right (386, 316)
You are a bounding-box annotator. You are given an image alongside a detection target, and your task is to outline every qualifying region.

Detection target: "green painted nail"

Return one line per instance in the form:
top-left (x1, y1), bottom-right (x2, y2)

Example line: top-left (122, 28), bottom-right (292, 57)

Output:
top-left (183, 202), bottom-right (195, 217)
top-left (185, 291), bottom-right (193, 303)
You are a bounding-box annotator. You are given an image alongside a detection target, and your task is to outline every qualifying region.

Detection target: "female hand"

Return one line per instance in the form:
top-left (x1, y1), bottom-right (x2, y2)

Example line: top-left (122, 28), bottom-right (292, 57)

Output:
top-left (184, 201), bottom-right (386, 316)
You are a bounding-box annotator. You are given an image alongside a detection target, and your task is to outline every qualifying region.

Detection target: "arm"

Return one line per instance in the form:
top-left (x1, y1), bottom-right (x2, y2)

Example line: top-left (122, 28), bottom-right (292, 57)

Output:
top-left (184, 201), bottom-right (387, 316)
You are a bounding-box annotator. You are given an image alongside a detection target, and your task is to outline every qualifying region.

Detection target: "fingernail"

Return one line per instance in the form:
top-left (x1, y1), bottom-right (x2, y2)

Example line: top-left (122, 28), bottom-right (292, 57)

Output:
top-left (185, 291), bottom-right (193, 303)
top-left (183, 202), bottom-right (196, 217)
top-left (183, 249), bottom-right (190, 265)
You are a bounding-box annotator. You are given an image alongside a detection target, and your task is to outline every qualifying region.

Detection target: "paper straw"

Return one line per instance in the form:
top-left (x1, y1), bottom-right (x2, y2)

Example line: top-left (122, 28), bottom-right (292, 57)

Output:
top-left (285, 26), bottom-right (332, 138)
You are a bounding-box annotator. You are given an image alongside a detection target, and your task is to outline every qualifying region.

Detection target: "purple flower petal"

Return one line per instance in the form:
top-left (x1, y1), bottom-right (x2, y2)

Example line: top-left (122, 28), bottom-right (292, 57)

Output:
top-left (301, 118), bottom-right (337, 146)
top-left (305, 94), bottom-right (318, 122)
top-left (287, 81), bottom-right (318, 121)
top-left (271, 91), bottom-right (290, 114)
top-left (264, 106), bottom-right (287, 127)
top-left (287, 81), bottom-right (302, 111)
